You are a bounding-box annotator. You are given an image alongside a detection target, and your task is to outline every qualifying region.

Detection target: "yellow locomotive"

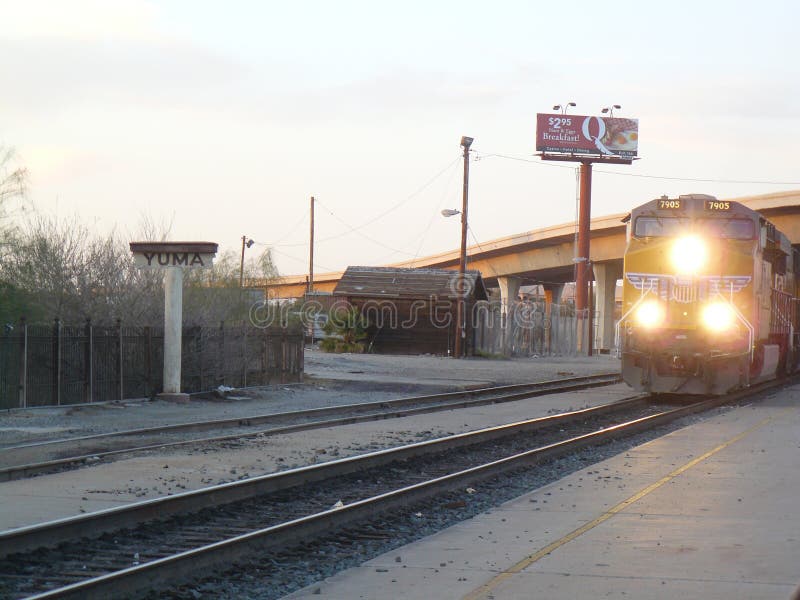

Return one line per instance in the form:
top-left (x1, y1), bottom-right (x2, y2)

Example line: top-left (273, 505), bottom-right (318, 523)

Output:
top-left (618, 194), bottom-right (799, 394)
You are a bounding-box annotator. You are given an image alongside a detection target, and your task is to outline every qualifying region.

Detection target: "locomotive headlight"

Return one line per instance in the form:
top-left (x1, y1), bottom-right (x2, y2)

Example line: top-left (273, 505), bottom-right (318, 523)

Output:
top-left (671, 236), bottom-right (707, 275)
top-left (635, 300), bottom-right (665, 328)
top-left (701, 302), bottom-right (735, 331)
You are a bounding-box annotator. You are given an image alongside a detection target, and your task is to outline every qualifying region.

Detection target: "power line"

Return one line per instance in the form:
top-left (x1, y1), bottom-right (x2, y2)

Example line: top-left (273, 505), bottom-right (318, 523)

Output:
top-left (593, 171), bottom-right (800, 185)
top-left (263, 155), bottom-right (463, 250)
top-left (466, 225), bottom-right (502, 281)
top-left (353, 154), bottom-right (462, 230)
top-left (410, 156), bottom-right (462, 266)
top-left (249, 220), bottom-right (306, 249)
top-left (475, 153), bottom-right (574, 170)
top-left (313, 197), bottom-right (417, 257)
top-left (475, 152), bottom-right (800, 185)
top-left (270, 247), bottom-right (337, 273)
top-left (270, 212), bottom-right (307, 246)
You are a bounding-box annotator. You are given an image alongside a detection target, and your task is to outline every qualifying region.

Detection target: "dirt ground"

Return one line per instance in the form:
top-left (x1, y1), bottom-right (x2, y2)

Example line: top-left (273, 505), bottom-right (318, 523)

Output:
top-left (0, 349), bottom-right (620, 444)
top-left (0, 350), bottom-right (625, 530)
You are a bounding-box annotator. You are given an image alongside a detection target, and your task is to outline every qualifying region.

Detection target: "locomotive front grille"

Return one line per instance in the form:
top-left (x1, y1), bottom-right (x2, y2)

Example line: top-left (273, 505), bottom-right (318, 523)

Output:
top-left (628, 273), bottom-right (752, 304)
top-left (671, 278), bottom-right (696, 303)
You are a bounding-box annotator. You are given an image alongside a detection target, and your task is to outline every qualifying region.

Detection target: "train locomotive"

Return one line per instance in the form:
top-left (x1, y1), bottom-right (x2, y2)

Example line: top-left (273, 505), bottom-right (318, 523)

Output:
top-left (618, 194), bottom-right (800, 394)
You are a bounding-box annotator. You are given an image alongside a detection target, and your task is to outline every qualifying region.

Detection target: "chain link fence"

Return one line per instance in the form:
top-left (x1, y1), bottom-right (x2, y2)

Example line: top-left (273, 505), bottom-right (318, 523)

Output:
top-left (473, 301), bottom-right (584, 357)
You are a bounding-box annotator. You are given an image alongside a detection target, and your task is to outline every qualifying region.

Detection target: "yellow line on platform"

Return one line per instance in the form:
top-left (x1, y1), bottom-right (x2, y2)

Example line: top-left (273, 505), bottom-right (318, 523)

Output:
top-left (462, 412), bottom-right (783, 600)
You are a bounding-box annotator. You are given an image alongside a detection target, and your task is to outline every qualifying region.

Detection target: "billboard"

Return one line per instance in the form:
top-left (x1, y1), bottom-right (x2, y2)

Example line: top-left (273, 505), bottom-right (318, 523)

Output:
top-left (536, 113), bottom-right (638, 158)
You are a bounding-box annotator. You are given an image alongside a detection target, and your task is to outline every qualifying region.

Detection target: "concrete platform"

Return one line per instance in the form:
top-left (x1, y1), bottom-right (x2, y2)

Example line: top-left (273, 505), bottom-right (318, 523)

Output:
top-left (285, 385), bottom-right (800, 599)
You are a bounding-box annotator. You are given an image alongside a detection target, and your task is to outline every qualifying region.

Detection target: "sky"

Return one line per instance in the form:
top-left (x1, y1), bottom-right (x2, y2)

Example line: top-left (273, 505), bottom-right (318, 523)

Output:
top-left (2, 0), bottom-right (799, 277)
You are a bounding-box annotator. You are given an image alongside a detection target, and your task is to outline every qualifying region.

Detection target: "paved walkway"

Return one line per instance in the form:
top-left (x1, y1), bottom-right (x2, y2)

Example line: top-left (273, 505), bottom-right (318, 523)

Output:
top-left (286, 385), bottom-right (800, 599)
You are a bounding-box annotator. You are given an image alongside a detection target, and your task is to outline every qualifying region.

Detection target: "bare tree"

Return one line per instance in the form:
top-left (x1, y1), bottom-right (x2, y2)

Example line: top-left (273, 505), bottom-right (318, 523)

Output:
top-left (2, 215), bottom-right (135, 322)
top-left (1, 214), bottom-right (168, 323)
top-left (0, 145), bottom-right (27, 210)
top-left (1, 209), bottom-right (281, 325)
top-left (0, 146), bottom-right (27, 258)
top-left (182, 247), bottom-right (280, 324)
top-left (0, 146), bottom-right (30, 322)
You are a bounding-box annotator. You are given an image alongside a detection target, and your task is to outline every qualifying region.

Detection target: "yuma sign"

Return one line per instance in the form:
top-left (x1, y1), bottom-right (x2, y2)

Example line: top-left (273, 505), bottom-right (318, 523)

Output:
top-left (130, 242), bottom-right (218, 269)
top-left (129, 241), bottom-right (218, 402)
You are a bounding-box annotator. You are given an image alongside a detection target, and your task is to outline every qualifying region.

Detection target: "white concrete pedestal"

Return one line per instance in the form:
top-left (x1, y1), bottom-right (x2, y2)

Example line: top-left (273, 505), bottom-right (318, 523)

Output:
top-left (157, 267), bottom-right (190, 402)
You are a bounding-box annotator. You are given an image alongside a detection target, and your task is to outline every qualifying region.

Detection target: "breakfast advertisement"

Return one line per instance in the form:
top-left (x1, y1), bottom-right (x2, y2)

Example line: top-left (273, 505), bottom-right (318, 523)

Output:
top-left (536, 113), bottom-right (639, 158)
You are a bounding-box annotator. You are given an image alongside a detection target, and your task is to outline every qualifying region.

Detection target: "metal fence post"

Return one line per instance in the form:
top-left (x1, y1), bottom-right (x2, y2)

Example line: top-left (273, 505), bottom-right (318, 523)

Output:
top-left (260, 327), bottom-right (267, 385)
top-left (18, 318), bottom-right (27, 408)
top-left (218, 320), bottom-right (225, 387)
top-left (144, 325), bottom-right (152, 399)
top-left (116, 318), bottom-right (123, 400)
top-left (298, 329), bottom-right (304, 377)
top-left (84, 318), bottom-right (93, 403)
top-left (52, 318), bottom-right (61, 406)
top-left (242, 322), bottom-right (247, 387)
top-left (281, 328), bottom-right (287, 383)
top-left (196, 326), bottom-right (204, 392)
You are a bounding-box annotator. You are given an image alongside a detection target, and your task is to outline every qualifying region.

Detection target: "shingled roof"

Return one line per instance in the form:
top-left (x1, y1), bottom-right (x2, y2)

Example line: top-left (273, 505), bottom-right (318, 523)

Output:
top-left (333, 266), bottom-right (487, 300)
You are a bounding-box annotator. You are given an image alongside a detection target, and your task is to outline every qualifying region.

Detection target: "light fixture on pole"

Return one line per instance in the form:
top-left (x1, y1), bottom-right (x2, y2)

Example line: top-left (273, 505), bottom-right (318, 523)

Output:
top-left (240, 236), bottom-right (255, 288)
top-left (441, 208), bottom-right (460, 217)
top-left (552, 102), bottom-right (576, 115)
top-left (601, 104), bottom-right (622, 118)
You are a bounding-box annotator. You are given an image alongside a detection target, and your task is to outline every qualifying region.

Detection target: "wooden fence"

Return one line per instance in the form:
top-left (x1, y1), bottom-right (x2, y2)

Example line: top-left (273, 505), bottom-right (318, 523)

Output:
top-left (0, 319), bottom-right (304, 409)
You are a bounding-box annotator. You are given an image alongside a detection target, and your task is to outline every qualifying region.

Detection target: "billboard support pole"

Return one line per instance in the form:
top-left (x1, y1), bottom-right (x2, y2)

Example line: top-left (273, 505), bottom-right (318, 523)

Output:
top-left (545, 154), bottom-right (630, 355)
top-left (575, 160), bottom-right (592, 354)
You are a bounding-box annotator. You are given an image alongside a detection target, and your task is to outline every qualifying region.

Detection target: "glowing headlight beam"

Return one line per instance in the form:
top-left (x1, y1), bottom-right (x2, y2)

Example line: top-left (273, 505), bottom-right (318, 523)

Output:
top-left (671, 236), bottom-right (707, 275)
top-left (702, 302), bottom-right (735, 331)
top-left (635, 300), bottom-right (665, 328)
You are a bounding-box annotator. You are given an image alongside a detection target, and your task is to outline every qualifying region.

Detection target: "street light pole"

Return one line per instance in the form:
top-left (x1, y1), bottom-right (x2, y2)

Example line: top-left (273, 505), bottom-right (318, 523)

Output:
top-left (239, 236), bottom-right (254, 288)
top-left (455, 135), bottom-right (473, 359)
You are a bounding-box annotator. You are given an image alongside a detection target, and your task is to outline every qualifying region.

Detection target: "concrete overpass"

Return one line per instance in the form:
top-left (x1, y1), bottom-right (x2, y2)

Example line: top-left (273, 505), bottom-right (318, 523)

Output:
top-left (260, 190), bottom-right (800, 351)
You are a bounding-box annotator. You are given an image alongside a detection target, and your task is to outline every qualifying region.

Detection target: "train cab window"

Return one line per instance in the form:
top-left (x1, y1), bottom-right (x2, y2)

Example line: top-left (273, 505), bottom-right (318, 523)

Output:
top-left (634, 216), bottom-right (754, 239)
top-left (633, 216), bottom-right (689, 237)
top-left (698, 218), bottom-right (754, 239)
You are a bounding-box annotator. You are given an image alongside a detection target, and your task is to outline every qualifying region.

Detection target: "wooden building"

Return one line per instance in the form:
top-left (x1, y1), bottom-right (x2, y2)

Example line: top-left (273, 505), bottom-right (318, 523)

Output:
top-left (333, 266), bottom-right (488, 355)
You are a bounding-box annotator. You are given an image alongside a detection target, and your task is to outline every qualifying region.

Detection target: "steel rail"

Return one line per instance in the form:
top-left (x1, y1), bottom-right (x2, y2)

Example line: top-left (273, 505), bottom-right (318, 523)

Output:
top-left (4, 372), bottom-right (621, 451)
top-left (1, 392), bottom-right (645, 559)
top-left (20, 392), bottom-right (737, 600)
top-left (0, 373), bottom-right (621, 482)
top-left (9, 374), bottom-right (792, 600)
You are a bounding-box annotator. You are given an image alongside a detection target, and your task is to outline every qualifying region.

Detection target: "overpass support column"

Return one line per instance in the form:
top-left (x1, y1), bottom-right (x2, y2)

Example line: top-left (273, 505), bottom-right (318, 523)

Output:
top-left (497, 276), bottom-right (521, 356)
top-left (542, 284), bottom-right (565, 355)
top-left (592, 261), bottom-right (623, 354)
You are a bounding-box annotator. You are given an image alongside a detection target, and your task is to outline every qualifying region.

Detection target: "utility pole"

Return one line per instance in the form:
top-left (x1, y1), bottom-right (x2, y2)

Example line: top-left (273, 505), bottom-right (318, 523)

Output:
top-left (455, 136), bottom-right (473, 359)
top-left (309, 196), bottom-right (315, 294)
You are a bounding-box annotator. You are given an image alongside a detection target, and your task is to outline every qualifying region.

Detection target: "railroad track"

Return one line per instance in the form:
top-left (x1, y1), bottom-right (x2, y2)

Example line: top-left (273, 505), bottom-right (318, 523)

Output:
top-left (0, 385), bottom-right (754, 600)
top-left (0, 373), bottom-right (620, 481)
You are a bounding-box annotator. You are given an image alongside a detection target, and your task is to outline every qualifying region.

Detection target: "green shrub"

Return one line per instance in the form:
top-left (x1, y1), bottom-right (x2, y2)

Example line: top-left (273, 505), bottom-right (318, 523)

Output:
top-left (320, 306), bottom-right (368, 353)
